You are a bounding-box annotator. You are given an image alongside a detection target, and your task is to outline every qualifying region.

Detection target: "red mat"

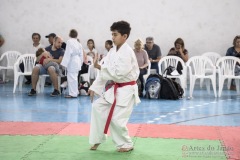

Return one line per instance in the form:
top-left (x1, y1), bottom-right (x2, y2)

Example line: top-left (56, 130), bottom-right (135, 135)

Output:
top-left (0, 122), bottom-right (239, 159)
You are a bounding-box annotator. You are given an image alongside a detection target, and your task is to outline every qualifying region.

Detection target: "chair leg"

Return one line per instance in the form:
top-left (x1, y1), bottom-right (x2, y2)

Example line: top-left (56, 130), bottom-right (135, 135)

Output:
top-left (218, 78), bottom-right (225, 97)
top-left (200, 78), bottom-right (204, 88)
top-left (19, 76), bottom-right (24, 92)
top-left (189, 77), bottom-right (196, 98)
top-left (211, 78), bottom-right (217, 97)
top-left (227, 78), bottom-right (232, 89)
top-left (13, 75), bottom-right (19, 93)
top-left (2, 69), bottom-right (6, 82)
top-left (236, 79), bottom-right (240, 94)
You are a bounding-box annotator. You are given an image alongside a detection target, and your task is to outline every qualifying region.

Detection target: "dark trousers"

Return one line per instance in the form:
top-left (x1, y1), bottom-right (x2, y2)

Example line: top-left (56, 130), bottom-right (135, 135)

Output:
top-left (139, 68), bottom-right (147, 93)
top-left (151, 62), bottom-right (159, 74)
top-left (19, 62), bottom-right (31, 82)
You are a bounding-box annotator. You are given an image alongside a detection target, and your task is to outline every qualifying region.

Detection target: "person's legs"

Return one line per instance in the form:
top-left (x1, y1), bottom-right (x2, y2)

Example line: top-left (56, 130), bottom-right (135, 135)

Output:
top-left (151, 63), bottom-right (159, 74)
top-left (48, 66), bottom-right (58, 90)
top-left (66, 71), bottom-right (79, 97)
top-left (139, 68), bottom-right (147, 96)
top-left (89, 98), bottom-right (111, 150)
top-left (110, 99), bottom-right (134, 152)
top-left (29, 64), bottom-right (46, 95)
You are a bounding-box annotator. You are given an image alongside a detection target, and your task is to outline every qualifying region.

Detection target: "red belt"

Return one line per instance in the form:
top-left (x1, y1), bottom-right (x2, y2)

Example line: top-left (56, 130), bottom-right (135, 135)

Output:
top-left (104, 81), bottom-right (136, 134)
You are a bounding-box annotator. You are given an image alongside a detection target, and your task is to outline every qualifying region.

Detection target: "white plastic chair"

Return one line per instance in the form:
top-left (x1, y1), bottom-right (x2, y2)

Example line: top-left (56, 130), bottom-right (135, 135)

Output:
top-left (13, 54), bottom-right (36, 93)
top-left (0, 51), bottom-right (21, 81)
top-left (216, 56), bottom-right (240, 97)
top-left (81, 55), bottom-right (93, 83)
top-left (186, 56), bottom-right (217, 98)
top-left (201, 52), bottom-right (222, 88)
top-left (38, 74), bottom-right (61, 93)
top-left (158, 56), bottom-right (187, 96)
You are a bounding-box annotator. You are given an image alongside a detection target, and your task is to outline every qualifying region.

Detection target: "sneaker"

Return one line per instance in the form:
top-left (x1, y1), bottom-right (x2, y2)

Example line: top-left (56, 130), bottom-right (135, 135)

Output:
top-left (50, 89), bottom-right (60, 97)
top-left (28, 89), bottom-right (36, 96)
top-left (60, 81), bottom-right (68, 88)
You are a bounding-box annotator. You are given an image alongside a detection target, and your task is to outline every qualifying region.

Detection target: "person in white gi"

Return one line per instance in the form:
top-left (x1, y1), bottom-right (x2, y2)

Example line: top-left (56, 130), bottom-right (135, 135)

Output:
top-left (89, 21), bottom-right (140, 152)
top-left (61, 29), bottom-right (83, 98)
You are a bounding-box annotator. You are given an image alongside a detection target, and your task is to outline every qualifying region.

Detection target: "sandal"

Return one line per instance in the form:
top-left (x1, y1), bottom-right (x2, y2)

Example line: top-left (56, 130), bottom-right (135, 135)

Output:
top-left (64, 95), bottom-right (77, 98)
top-left (117, 147), bottom-right (134, 152)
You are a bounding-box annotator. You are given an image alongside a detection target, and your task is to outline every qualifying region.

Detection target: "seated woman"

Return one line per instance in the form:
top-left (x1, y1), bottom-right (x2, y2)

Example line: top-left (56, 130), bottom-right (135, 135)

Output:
top-left (84, 39), bottom-right (98, 85)
top-left (226, 35), bottom-right (240, 90)
top-left (134, 39), bottom-right (149, 97)
top-left (167, 38), bottom-right (189, 74)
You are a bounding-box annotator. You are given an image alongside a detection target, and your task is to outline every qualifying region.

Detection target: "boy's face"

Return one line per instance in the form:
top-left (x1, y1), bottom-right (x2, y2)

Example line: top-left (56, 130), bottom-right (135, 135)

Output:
top-left (112, 30), bottom-right (127, 47)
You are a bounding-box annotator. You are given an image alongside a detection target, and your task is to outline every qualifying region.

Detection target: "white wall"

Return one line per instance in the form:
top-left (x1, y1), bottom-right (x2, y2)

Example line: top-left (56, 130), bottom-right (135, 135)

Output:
top-left (0, 0), bottom-right (239, 56)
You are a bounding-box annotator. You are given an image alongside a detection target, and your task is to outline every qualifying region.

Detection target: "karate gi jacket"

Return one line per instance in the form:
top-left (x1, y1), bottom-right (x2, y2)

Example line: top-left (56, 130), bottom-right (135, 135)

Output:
top-left (90, 42), bottom-right (141, 106)
top-left (61, 38), bottom-right (83, 72)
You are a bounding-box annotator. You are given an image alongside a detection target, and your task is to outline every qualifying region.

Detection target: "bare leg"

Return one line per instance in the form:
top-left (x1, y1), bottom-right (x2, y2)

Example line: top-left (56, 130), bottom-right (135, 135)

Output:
top-left (90, 143), bottom-right (100, 150)
top-left (48, 67), bottom-right (58, 90)
top-left (31, 67), bottom-right (40, 90)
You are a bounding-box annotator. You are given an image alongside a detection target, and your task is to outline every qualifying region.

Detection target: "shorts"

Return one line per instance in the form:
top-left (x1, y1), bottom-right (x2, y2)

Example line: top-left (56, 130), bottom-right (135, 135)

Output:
top-left (35, 64), bottom-right (56, 75)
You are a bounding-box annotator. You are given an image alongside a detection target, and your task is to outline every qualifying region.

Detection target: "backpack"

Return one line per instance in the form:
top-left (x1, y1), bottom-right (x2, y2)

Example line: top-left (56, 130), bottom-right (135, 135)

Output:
top-left (160, 77), bottom-right (182, 100)
top-left (145, 74), bottom-right (162, 99)
top-left (165, 65), bottom-right (182, 76)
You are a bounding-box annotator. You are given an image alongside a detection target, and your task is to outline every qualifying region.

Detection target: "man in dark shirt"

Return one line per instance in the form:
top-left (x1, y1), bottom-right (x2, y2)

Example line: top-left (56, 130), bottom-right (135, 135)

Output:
top-left (144, 37), bottom-right (161, 73)
top-left (28, 36), bottom-right (64, 96)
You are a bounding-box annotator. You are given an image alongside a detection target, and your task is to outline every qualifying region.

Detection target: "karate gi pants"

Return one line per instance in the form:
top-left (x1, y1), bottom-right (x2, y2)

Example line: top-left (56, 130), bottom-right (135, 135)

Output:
top-left (67, 71), bottom-right (79, 97)
top-left (89, 97), bottom-right (134, 149)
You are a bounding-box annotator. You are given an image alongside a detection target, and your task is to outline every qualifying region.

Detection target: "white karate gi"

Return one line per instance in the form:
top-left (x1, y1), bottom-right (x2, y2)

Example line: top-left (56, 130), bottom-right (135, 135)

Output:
top-left (89, 42), bottom-right (140, 149)
top-left (61, 38), bottom-right (83, 97)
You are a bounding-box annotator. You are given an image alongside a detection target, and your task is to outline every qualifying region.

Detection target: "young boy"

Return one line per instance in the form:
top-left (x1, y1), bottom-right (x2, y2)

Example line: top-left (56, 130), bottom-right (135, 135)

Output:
top-left (60, 29), bottom-right (84, 98)
top-left (88, 21), bottom-right (140, 152)
top-left (36, 48), bottom-right (62, 76)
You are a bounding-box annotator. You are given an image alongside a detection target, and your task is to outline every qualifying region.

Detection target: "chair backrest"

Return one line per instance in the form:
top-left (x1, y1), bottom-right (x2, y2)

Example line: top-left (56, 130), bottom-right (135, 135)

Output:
top-left (158, 56), bottom-right (186, 75)
top-left (0, 51), bottom-right (21, 68)
top-left (186, 56), bottom-right (215, 75)
top-left (14, 54), bottom-right (36, 73)
top-left (202, 52), bottom-right (222, 65)
top-left (87, 55), bottom-right (93, 64)
top-left (216, 56), bottom-right (240, 76)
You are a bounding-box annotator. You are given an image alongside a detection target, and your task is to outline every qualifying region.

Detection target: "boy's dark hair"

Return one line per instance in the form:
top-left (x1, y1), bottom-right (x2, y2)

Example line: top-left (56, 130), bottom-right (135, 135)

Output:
top-left (110, 21), bottom-right (131, 38)
top-left (69, 29), bottom-right (78, 38)
top-left (36, 48), bottom-right (45, 57)
top-left (106, 40), bottom-right (113, 46)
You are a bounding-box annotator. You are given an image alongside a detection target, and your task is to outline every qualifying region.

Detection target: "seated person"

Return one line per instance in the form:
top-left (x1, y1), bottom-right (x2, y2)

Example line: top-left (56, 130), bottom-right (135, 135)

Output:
top-left (226, 35), bottom-right (240, 90)
top-left (134, 39), bottom-right (149, 97)
top-left (36, 48), bottom-right (62, 76)
top-left (20, 33), bottom-right (44, 84)
top-left (85, 39), bottom-right (98, 85)
top-left (144, 37), bottom-right (161, 74)
top-left (28, 36), bottom-right (64, 96)
top-left (167, 38), bottom-right (189, 74)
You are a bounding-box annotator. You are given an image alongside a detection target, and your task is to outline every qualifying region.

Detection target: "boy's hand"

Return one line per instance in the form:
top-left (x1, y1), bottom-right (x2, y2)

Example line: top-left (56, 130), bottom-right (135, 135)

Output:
top-left (94, 53), bottom-right (101, 70)
top-left (89, 89), bottom-right (95, 103)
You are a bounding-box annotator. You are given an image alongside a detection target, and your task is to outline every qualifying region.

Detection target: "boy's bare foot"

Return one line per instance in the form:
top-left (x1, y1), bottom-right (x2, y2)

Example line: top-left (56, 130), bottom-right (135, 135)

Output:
top-left (117, 147), bottom-right (134, 152)
top-left (90, 143), bottom-right (100, 150)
